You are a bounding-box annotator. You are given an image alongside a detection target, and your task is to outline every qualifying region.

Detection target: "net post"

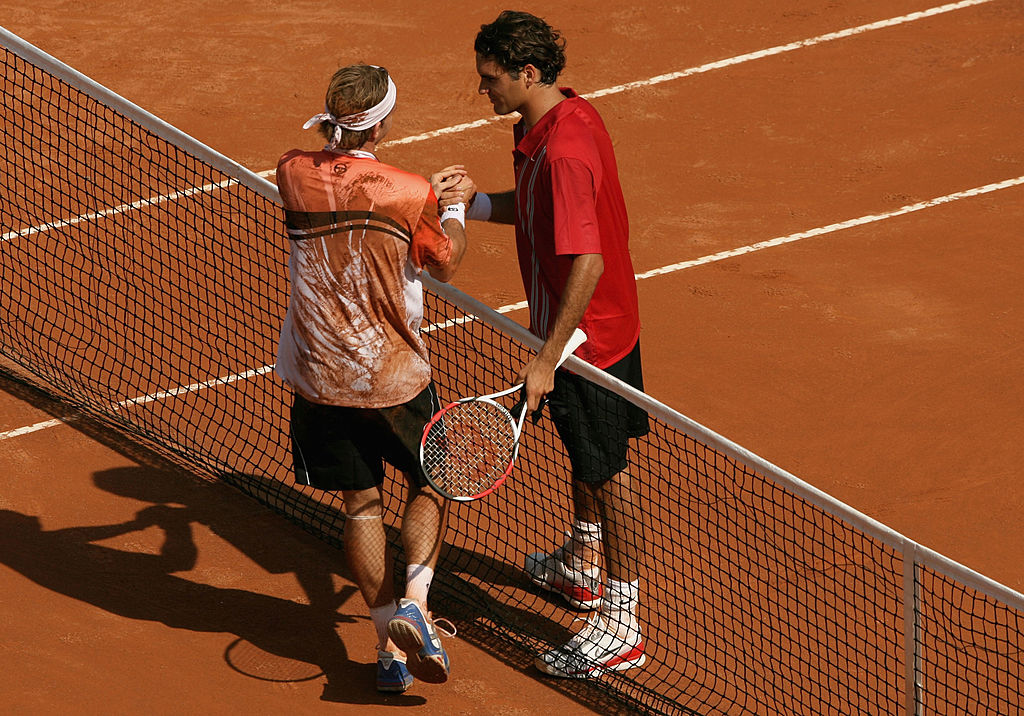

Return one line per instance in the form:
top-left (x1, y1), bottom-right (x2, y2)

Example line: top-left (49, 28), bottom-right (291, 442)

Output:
top-left (903, 539), bottom-right (921, 716)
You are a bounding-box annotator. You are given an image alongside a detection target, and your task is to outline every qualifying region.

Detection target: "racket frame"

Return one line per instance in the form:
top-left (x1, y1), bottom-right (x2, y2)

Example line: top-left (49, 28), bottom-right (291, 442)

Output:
top-left (419, 328), bottom-right (587, 502)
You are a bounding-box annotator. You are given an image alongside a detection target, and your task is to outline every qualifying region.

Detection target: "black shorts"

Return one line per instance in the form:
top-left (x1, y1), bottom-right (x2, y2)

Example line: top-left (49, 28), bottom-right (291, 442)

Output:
top-left (289, 384), bottom-right (439, 492)
top-left (548, 340), bottom-right (649, 484)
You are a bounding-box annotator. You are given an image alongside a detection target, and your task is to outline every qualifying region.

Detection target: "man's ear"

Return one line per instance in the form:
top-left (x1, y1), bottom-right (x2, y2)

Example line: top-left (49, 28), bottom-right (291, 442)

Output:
top-left (522, 63), bottom-right (540, 88)
top-left (369, 121), bottom-right (383, 143)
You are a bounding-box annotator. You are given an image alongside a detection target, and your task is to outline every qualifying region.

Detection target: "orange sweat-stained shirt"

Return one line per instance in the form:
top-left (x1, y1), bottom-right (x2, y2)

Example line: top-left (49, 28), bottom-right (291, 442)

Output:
top-left (274, 149), bottom-right (453, 408)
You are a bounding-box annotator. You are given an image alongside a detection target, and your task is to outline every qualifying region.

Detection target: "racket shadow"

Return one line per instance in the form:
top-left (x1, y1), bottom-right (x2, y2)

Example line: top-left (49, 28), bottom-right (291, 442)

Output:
top-left (223, 468), bottom-right (574, 647)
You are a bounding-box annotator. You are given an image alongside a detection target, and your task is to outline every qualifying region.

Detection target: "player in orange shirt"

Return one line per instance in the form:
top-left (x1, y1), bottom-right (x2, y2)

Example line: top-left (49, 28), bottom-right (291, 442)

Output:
top-left (276, 64), bottom-right (467, 693)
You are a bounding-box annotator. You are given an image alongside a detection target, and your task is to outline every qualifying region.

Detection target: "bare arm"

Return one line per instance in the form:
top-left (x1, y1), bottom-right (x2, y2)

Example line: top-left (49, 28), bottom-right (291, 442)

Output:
top-left (518, 252), bottom-right (604, 411)
top-left (431, 169), bottom-right (516, 227)
top-left (482, 190), bottom-right (516, 225)
top-left (427, 218), bottom-right (467, 283)
top-left (451, 181), bottom-right (515, 225)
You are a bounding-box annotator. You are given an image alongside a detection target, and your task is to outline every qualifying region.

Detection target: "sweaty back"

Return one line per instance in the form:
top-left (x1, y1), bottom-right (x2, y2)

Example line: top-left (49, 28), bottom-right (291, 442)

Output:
top-left (275, 149), bottom-right (451, 408)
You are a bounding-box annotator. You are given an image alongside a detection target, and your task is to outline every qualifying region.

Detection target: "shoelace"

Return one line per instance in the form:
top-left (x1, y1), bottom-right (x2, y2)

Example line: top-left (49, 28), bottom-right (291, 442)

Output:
top-left (431, 615), bottom-right (457, 638)
top-left (567, 612), bottom-right (605, 647)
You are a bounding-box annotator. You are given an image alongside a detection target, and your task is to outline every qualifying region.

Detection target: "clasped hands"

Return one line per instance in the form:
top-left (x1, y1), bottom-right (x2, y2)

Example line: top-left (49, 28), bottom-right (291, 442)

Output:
top-left (430, 165), bottom-right (477, 211)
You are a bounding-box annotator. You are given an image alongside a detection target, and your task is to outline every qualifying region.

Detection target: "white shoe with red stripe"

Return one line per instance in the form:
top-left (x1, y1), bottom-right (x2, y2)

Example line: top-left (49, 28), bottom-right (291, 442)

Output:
top-left (524, 548), bottom-right (604, 610)
top-left (534, 614), bottom-right (646, 678)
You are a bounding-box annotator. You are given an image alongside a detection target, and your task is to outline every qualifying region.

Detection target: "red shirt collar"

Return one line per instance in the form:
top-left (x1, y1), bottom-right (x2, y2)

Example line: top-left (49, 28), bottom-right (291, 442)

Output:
top-left (514, 88), bottom-right (580, 159)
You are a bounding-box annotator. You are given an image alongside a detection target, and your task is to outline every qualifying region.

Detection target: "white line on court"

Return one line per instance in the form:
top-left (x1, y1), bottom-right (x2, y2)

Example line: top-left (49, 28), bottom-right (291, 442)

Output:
top-left (0, 0), bottom-right (996, 241)
top-left (387, 0), bottom-right (996, 147)
top-left (0, 366), bottom-right (278, 441)
top-left (0, 417), bottom-right (69, 441)
top-left (0, 0), bottom-right (1011, 439)
top-left (635, 175), bottom-right (1024, 278)
top-left (4, 173), bottom-right (1022, 441)
top-left (1, 179), bottom-right (240, 243)
top-left (582, 0), bottom-right (996, 101)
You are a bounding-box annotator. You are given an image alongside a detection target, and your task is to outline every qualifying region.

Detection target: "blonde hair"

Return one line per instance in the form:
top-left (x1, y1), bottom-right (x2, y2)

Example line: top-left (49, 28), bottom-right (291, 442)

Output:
top-left (321, 65), bottom-right (391, 149)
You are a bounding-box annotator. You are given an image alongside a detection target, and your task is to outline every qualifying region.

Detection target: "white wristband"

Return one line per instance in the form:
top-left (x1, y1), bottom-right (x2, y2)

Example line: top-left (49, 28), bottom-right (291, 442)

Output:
top-left (465, 192), bottom-right (492, 221)
top-left (441, 202), bottom-right (465, 228)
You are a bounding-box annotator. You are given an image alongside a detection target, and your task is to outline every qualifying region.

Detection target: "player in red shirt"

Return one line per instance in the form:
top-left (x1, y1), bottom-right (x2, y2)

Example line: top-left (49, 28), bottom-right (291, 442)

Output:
top-left (277, 64), bottom-right (467, 693)
top-left (438, 11), bottom-right (649, 679)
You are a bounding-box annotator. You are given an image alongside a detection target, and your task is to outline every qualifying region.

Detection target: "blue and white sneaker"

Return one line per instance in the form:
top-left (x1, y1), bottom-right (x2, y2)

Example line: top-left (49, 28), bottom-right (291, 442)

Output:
top-left (386, 599), bottom-right (453, 684)
top-left (376, 650), bottom-right (414, 693)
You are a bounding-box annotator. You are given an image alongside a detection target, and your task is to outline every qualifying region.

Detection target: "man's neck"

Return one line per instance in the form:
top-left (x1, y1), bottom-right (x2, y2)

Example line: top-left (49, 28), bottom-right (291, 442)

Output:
top-left (520, 84), bottom-right (566, 131)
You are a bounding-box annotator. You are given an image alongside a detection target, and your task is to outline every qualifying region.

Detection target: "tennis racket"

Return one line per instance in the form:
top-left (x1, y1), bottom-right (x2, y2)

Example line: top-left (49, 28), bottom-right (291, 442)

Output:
top-left (420, 328), bottom-right (587, 502)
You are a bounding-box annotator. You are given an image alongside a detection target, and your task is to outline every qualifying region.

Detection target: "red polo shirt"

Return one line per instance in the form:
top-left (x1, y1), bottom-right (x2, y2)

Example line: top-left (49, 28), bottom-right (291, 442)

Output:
top-left (512, 88), bottom-right (640, 370)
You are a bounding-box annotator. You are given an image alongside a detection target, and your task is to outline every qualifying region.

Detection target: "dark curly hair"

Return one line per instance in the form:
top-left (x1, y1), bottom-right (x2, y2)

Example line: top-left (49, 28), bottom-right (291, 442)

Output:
top-left (474, 11), bottom-right (566, 84)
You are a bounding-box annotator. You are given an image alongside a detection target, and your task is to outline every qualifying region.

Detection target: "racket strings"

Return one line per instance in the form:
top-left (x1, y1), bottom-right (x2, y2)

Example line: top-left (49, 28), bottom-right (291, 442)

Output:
top-left (421, 400), bottom-right (517, 498)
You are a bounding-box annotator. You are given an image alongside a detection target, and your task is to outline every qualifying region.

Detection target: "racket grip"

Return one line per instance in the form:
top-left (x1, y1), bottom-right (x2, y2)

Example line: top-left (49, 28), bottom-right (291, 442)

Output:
top-left (556, 328), bottom-right (588, 368)
top-left (530, 396), bottom-right (549, 424)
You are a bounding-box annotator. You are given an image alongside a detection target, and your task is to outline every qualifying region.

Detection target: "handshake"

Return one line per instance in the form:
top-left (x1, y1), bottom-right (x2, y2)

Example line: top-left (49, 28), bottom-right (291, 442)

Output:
top-left (430, 165), bottom-right (494, 227)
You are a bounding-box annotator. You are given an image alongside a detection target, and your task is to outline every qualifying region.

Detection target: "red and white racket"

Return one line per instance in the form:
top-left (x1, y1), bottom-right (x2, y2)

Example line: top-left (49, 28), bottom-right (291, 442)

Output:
top-left (420, 328), bottom-right (587, 501)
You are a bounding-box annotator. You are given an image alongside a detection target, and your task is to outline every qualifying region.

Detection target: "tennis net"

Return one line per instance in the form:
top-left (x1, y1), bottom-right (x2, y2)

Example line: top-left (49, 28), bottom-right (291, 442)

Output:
top-left (2, 27), bottom-right (1022, 715)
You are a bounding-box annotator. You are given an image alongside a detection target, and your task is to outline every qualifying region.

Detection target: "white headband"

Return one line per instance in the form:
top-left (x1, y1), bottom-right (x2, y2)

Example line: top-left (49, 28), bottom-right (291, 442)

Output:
top-left (302, 70), bottom-right (397, 149)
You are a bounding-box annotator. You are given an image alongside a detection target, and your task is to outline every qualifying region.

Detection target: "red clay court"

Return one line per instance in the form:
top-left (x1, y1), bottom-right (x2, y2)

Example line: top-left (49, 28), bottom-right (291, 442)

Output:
top-left (2, 1), bottom-right (1023, 713)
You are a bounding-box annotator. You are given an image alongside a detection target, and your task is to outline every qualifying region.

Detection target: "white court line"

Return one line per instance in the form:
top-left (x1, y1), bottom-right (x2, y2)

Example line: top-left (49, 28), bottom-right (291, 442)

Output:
top-left (0, 417), bottom-right (69, 440)
top-left (4, 174), bottom-right (1022, 441)
top-left (636, 175), bottom-right (1024, 278)
top-left (386, 0), bottom-right (996, 147)
top-left (0, 0), bottom-right (996, 239)
top-left (0, 365), bottom-right (277, 441)
top-left (1, 179), bottom-right (240, 243)
top-left (0, 0), bottom-right (1008, 439)
top-left (582, 0), bottom-right (996, 101)
top-left (113, 365), bottom-right (277, 408)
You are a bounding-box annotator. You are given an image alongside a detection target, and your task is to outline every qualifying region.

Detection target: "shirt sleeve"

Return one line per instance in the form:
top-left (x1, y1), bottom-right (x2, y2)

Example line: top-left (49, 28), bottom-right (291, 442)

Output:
top-left (275, 151), bottom-right (300, 211)
top-left (408, 187), bottom-right (453, 271)
top-left (550, 157), bottom-right (603, 256)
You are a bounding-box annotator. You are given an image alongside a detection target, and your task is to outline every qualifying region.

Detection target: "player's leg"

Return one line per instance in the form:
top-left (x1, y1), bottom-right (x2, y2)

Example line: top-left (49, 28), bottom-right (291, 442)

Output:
top-left (591, 469), bottom-right (642, 641)
top-left (341, 485), bottom-right (396, 621)
top-left (372, 384), bottom-right (453, 684)
top-left (534, 467), bottom-right (646, 679)
top-left (340, 484), bottom-right (416, 692)
top-left (290, 393), bottom-right (412, 692)
top-left (401, 480), bottom-right (447, 608)
top-left (593, 341), bottom-right (649, 645)
top-left (569, 479), bottom-right (603, 571)
top-left (387, 474), bottom-right (453, 683)
top-left (534, 342), bottom-right (649, 677)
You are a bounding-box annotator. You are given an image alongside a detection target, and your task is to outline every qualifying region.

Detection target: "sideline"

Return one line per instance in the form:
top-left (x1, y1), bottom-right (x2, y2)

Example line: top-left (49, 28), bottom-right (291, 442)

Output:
top-left (1, 0), bottom-right (997, 241)
top-left (385, 0), bottom-right (997, 147)
top-left (3, 173), bottom-right (1022, 442)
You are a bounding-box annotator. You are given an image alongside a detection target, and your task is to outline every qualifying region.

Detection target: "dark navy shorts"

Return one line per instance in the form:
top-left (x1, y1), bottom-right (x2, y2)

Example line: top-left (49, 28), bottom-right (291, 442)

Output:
top-left (547, 340), bottom-right (649, 484)
top-left (289, 384), bottom-right (440, 492)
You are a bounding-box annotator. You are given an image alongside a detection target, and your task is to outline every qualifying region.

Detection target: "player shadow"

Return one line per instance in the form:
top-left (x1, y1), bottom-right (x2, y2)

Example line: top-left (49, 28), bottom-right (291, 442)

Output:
top-left (223, 471), bottom-right (639, 714)
top-left (0, 372), bottom-right (648, 712)
top-left (0, 464), bottom-right (426, 707)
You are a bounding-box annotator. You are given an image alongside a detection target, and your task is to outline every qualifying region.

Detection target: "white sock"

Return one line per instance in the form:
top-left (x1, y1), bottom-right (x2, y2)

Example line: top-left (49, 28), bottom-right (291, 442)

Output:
top-left (369, 601), bottom-right (397, 650)
top-left (405, 563), bottom-right (434, 606)
top-left (602, 579), bottom-right (641, 638)
top-left (565, 519), bottom-right (602, 573)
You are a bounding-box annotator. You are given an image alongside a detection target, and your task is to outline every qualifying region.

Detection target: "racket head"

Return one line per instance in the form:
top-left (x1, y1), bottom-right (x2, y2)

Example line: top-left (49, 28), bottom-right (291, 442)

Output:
top-left (420, 396), bottom-right (521, 501)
